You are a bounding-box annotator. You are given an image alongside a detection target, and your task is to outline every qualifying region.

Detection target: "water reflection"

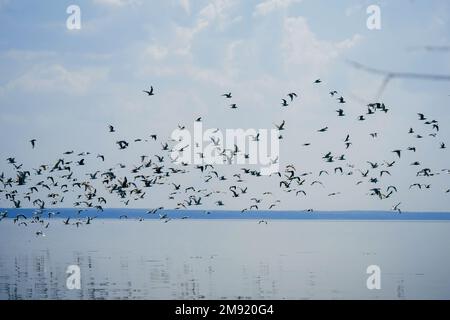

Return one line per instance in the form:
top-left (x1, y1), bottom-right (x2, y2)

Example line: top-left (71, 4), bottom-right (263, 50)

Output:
top-left (0, 220), bottom-right (450, 299)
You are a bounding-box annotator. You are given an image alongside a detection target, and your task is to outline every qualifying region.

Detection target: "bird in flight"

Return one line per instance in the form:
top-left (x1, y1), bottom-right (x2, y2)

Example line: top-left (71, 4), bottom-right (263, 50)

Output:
top-left (417, 113), bottom-right (426, 120)
top-left (143, 86), bottom-right (154, 96)
top-left (392, 150), bottom-right (402, 158)
top-left (116, 140), bottom-right (129, 150)
top-left (336, 109), bottom-right (345, 117)
top-left (392, 202), bottom-right (402, 214)
top-left (287, 92), bottom-right (297, 101)
top-left (274, 120), bottom-right (286, 131)
top-left (222, 92), bottom-right (232, 98)
top-left (30, 139), bottom-right (36, 149)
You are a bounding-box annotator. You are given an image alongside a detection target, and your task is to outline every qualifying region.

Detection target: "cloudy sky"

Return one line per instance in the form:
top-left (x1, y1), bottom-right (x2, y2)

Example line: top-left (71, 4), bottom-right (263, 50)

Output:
top-left (0, 0), bottom-right (449, 211)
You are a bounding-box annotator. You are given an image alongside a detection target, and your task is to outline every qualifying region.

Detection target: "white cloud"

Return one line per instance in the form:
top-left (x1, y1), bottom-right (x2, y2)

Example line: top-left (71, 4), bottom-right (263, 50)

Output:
top-left (180, 0), bottom-right (190, 15)
top-left (222, 40), bottom-right (243, 78)
top-left (4, 64), bottom-right (108, 95)
top-left (344, 3), bottom-right (363, 17)
top-left (197, 0), bottom-right (237, 29)
top-left (2, 49), bottom-right (57, 61)
top-left (92, 0), bottom-right (141, 7)
top-left (282, 16), bottom-right (362, 73)
top-left (172, 24), bottom-right (206, 56)
top-left (144, 44), bottom-right (169, 60)
top-left (253, 0), bottom-right (301, 17)
top-left (171, 0), bottom-right (237, 56)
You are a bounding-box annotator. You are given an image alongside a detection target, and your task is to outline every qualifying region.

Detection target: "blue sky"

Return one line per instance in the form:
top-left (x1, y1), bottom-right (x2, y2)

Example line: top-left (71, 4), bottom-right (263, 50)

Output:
top-left (0, 0), bottom-right (449, 211)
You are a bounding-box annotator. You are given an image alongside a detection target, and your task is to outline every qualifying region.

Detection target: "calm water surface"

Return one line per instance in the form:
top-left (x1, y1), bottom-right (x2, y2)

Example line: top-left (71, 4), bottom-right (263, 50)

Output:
top-left (0, 219), bottom-right (449, 299)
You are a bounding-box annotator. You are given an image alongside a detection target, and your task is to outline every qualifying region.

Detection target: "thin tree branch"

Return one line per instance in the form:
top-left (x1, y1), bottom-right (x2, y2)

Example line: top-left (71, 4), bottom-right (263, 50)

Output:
top-left (347, 60), bottom-right (450, 81)
top-left (347, 60), bottom-right (450, 100)
top-left (407, 45), bottom-right (450, 52)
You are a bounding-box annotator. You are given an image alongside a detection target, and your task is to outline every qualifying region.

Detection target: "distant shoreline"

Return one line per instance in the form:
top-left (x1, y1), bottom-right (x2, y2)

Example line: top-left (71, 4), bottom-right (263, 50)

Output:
top-left (2, 208), bottom-right (450, 221)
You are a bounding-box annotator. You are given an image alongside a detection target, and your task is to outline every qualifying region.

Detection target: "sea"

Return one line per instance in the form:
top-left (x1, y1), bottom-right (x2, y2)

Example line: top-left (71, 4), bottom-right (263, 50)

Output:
top-left (0, 209), bottom-right (450, 300)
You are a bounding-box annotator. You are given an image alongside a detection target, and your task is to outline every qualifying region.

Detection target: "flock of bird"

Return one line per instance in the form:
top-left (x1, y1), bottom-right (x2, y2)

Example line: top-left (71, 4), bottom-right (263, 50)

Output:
top-left (0, 80), bottom-right (449, 234)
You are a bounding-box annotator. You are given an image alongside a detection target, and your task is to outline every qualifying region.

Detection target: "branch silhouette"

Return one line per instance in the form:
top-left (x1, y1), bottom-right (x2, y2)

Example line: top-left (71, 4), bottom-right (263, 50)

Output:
top-left (407, 45), bottom-right (450, 52)
top-left (347, 60), bottom-right (450, 100)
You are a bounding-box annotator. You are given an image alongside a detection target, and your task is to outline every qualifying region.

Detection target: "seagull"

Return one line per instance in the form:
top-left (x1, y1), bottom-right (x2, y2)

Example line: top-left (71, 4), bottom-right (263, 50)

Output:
top-left (387, 186), bottom-right (398, 193)
top-left (0, 211), bottom-right (8, 221)
top-left (116, 140), bottom-right (129, 150)
top-left (392, 150), bottom-right (402, 158)
top-left (385, 161), bottom-right (396, 167)
top-left (337, 96), bottom-right (346, 104)
top-left (274, 120), bottom-right (286, 131)
top-left (380, 170), bottom-right (391, 177)
top-left (287, 92), bottom-right (297, 101)
top-left (143, 86), bottom-right (154, 96)
top-left (328, 192), bottom-right (341, 197)
top-left (392, 202), bottom-right (402, 214)
top-left (367, 161), bottom-right (378, 169)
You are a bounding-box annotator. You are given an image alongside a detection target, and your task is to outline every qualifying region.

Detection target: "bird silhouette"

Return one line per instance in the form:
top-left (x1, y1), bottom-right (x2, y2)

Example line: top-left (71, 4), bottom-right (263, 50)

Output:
top-left (143, 86), bottom-right (154, 96)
